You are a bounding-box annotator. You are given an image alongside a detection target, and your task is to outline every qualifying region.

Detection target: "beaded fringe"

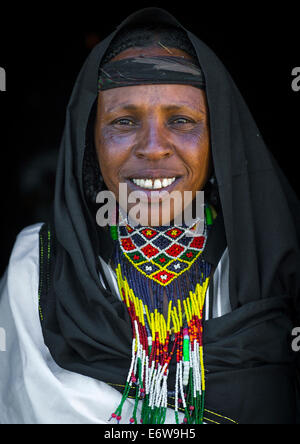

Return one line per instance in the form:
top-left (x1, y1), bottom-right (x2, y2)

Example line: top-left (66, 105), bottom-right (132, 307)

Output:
top-left (109, 267), bottom-right (210, 424)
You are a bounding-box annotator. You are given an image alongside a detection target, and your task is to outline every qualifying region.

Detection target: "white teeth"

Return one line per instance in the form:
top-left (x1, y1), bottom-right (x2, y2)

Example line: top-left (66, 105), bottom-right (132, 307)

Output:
top-left (145, 179), bottom-right (153, 189)
top-left (153, 179), bottom-right (162, 189)
top-left (132, 177), bottom-right (176, 189)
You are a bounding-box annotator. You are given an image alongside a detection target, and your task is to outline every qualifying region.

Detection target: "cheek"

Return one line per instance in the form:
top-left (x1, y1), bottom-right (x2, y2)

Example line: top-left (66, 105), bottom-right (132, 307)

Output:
top-left (179, 132), bottom-right (211, 182)
top-left (96, 130), bottom-right (128, 180)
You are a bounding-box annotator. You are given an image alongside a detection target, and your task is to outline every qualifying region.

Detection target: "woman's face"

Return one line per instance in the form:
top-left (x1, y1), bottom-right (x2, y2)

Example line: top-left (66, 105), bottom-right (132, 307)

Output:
top-left (94, 46), bottom-right (211, 226)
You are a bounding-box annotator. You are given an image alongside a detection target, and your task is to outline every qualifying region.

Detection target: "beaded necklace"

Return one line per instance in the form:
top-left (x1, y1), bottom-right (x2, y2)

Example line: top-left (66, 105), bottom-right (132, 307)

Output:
top-left (108, 205), bottom-right (214, 424)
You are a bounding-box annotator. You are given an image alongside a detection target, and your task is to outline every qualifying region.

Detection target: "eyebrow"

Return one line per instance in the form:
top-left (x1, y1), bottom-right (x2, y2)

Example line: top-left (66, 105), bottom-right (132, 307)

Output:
top-left (106, 103), bottom-right (206, 115)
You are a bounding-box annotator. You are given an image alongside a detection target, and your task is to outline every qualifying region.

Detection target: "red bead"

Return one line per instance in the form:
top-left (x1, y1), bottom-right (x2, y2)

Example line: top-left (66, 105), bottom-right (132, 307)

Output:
top-left (130, 418), bottom-right (135, 423)
top-left (117, 415), bottom-right (121, 421)
top-left (189, 405), bottom-right (195, 411)
top-left (111, 413), bottom-right (116, 418)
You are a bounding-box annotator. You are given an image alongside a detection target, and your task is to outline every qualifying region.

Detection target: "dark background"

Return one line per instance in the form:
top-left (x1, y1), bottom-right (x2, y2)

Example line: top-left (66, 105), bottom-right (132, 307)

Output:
top-left (0, 1), bottom-right (299, 275)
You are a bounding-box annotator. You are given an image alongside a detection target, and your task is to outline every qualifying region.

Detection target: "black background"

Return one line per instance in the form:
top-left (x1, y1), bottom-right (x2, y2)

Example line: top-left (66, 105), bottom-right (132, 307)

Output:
top-left (0, 1), bottom-right (299, 275)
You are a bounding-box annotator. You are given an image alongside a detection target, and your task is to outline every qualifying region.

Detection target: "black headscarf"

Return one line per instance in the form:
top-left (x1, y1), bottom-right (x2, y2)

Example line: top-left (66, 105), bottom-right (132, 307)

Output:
top-left (40, 7), bottom-right (300, 423)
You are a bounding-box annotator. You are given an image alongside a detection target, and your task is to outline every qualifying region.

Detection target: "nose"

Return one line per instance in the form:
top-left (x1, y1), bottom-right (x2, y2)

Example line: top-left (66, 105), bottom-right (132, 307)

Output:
top-left (134, 119), bottom-right (173, 161)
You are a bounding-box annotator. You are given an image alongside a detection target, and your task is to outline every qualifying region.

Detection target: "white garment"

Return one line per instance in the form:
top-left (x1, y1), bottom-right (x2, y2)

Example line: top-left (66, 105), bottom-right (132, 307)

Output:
top-left (0, 223), bottom-right (231, 424)
top-left (0, 224), bottom-right (185, 424)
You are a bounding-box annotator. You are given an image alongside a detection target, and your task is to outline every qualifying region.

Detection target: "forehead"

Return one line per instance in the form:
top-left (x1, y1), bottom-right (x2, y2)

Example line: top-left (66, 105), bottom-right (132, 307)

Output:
top-left (98, 84), bottom-right (207, 115)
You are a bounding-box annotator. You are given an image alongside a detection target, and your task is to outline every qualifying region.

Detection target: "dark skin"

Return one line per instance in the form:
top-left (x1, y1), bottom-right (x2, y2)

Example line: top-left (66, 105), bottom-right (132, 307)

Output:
top-left (94, 46), bottom-right (211, 226)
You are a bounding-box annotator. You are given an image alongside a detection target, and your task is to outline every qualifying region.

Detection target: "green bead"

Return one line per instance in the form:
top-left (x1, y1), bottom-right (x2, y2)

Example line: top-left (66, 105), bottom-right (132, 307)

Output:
top-left (183, 338), bottom-right (190, 361)
top-left (110, 225), bottom-right (118, 240)
top-left (205, 205), bottom-right (213, 226)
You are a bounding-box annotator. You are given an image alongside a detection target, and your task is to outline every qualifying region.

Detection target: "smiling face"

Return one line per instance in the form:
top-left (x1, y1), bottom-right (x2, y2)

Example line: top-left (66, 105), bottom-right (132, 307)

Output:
top-left (94, 47), bottom-right (211, 226)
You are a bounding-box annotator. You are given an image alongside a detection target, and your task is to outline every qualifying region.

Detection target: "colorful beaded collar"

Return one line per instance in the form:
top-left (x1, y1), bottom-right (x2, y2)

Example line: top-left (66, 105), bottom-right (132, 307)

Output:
top-left (117, 220), bottom-right (207, 287)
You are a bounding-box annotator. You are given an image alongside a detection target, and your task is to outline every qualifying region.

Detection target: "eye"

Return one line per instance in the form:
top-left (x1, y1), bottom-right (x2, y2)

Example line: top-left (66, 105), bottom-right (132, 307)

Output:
top-left (169, 116), bottom-right (196, 127)
top-left (173, 117), bottom-right (189, 124)
top-left (112, 117), bottom-right (137, 127)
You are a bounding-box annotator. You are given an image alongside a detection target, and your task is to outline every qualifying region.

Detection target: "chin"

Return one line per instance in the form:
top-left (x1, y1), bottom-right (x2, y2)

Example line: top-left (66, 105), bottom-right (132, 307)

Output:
top-left (126, 203), bottom-right (176, 227)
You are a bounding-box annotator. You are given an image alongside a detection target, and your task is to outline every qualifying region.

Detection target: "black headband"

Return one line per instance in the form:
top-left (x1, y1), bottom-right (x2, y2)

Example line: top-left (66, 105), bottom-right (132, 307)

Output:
top-left (98, 56), bottom-right (206, 91)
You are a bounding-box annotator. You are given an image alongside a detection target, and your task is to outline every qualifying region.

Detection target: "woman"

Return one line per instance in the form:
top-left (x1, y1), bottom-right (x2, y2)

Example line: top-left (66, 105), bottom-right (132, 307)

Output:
top-left (0, 7), bottom-right (299, 424)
